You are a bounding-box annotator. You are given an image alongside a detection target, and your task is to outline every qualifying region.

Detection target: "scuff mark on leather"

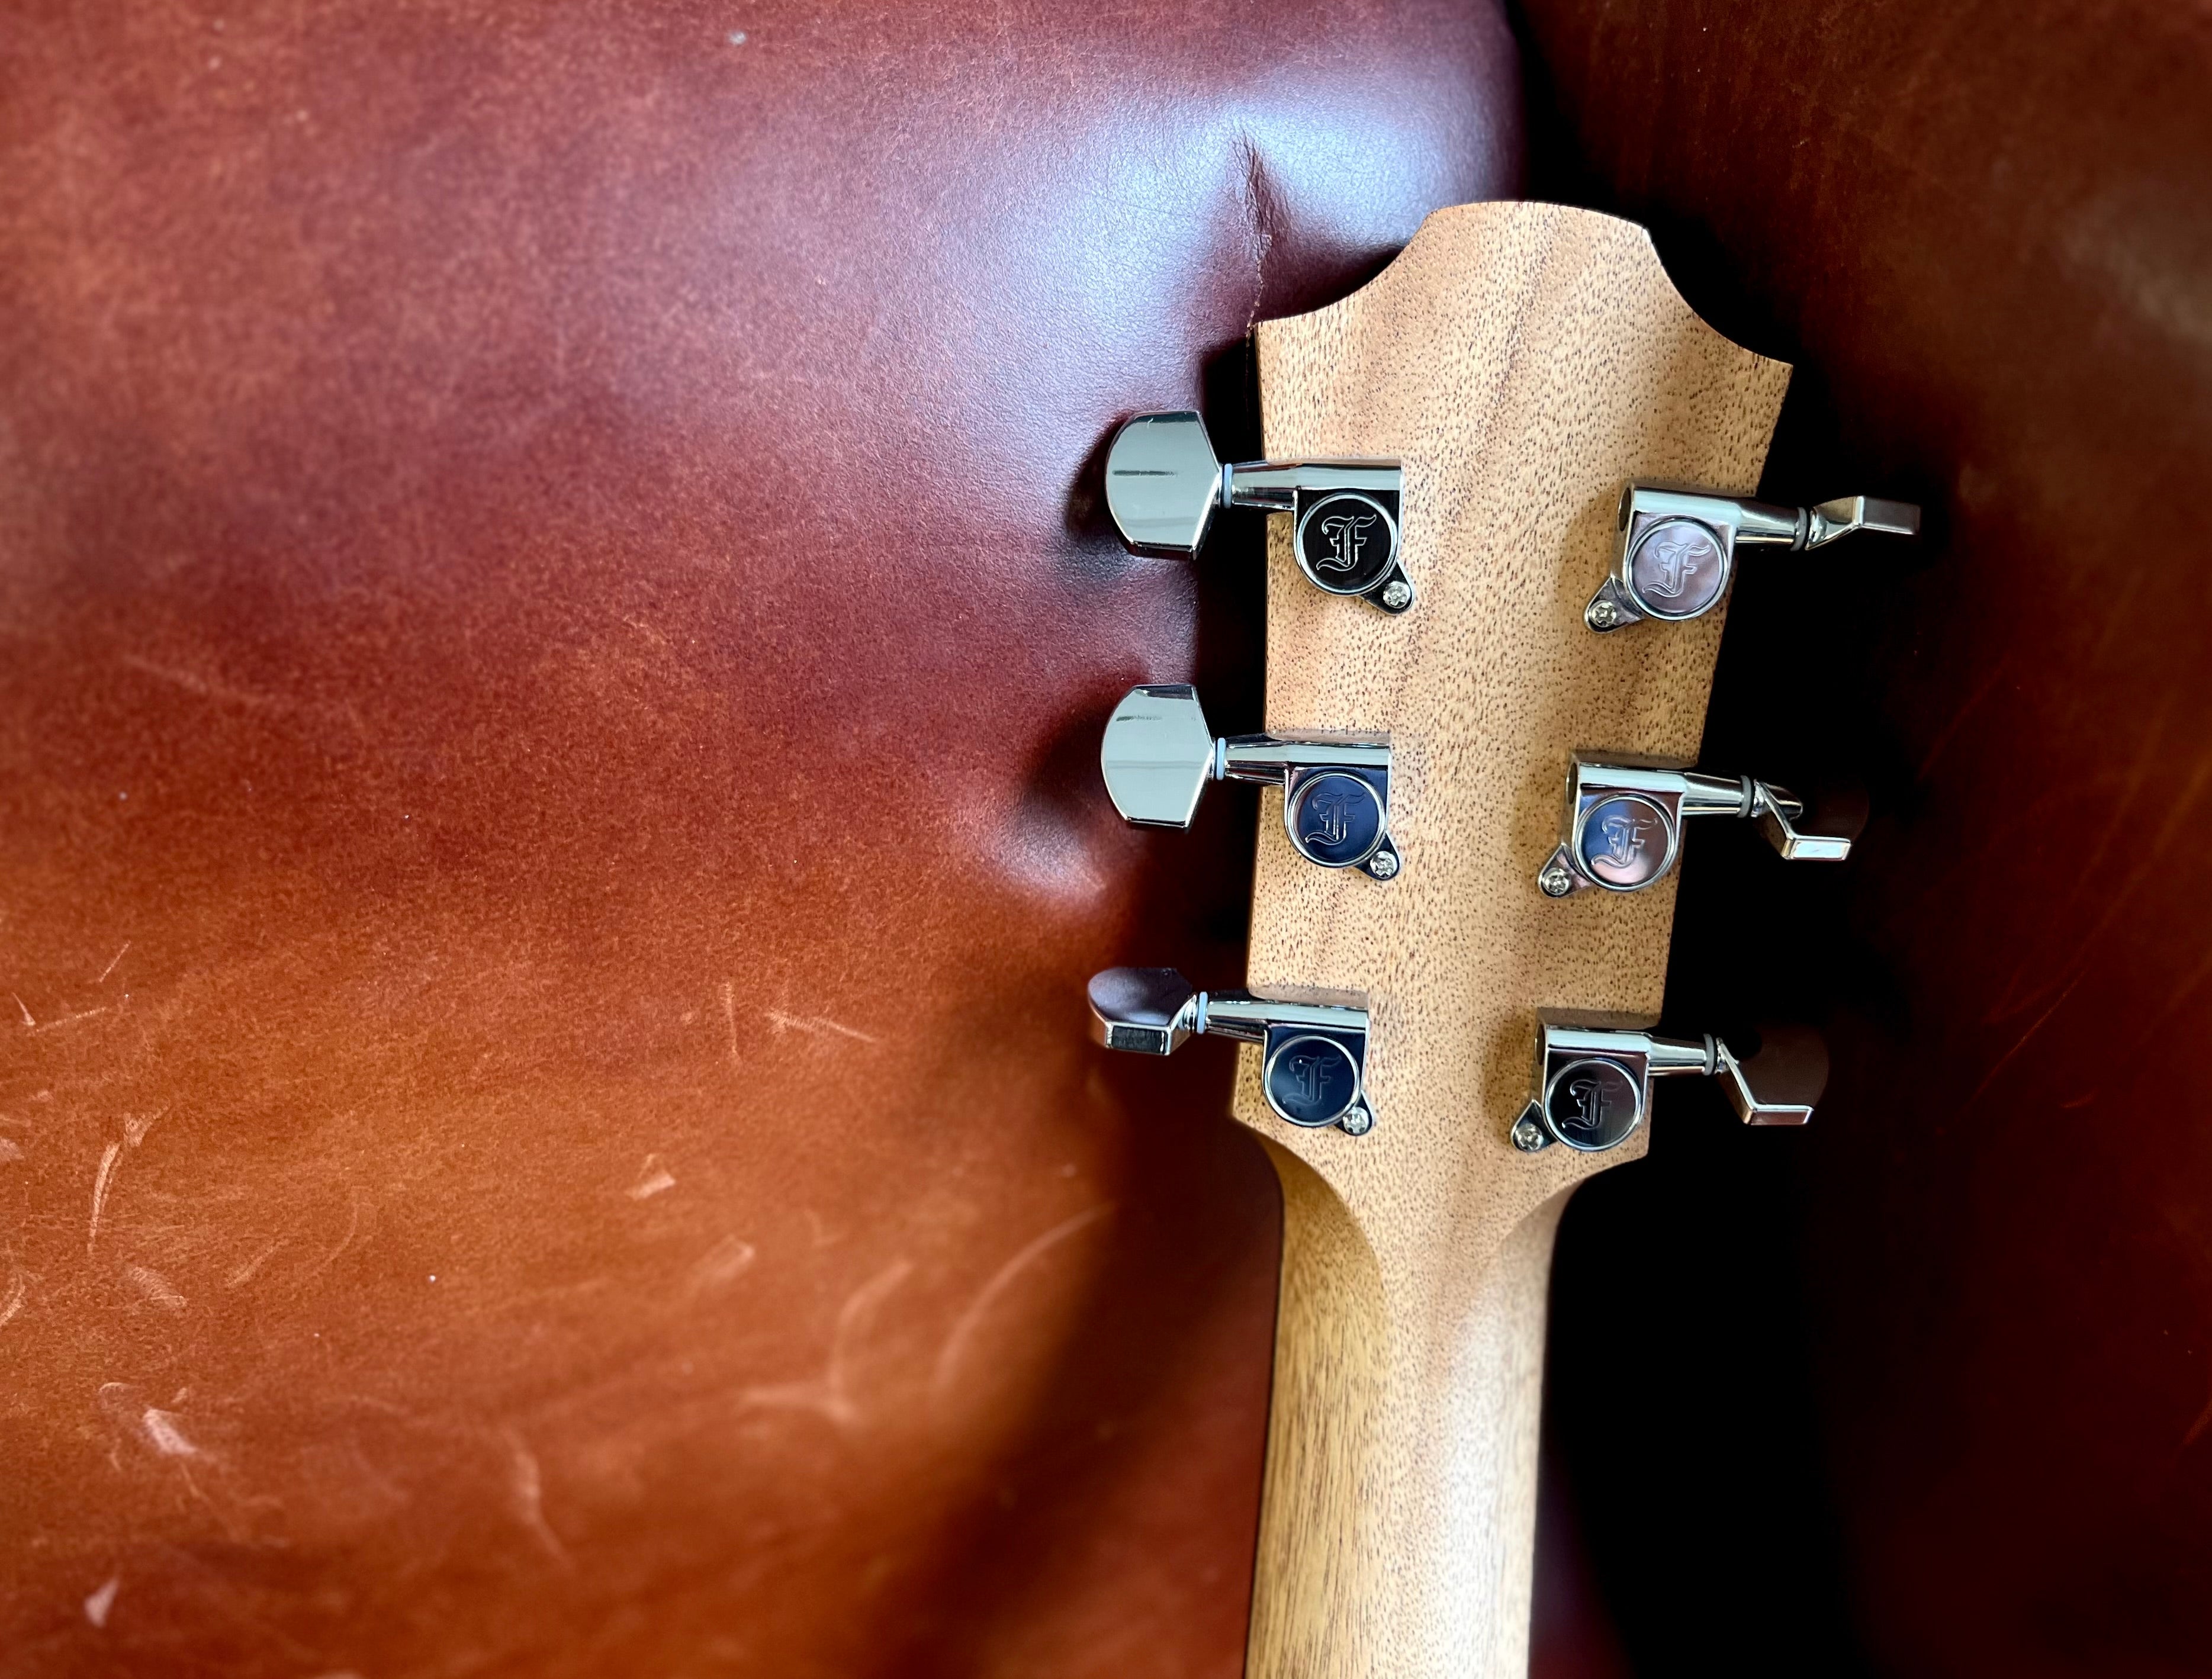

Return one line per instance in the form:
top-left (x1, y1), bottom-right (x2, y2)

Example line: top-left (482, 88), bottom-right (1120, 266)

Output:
top-left (1235, 133), bottom-right (1281, 337)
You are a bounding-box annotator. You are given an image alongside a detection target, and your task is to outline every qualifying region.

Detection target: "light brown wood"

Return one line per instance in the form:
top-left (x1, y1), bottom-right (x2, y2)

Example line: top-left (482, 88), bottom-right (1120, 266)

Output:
top-left (1237, 202), bottom-right (1790, 1679)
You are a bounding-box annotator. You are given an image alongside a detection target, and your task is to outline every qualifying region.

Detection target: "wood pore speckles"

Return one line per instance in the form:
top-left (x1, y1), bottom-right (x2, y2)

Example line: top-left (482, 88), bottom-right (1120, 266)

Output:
top-left (1234, 203), bottom-right (1790, 1679)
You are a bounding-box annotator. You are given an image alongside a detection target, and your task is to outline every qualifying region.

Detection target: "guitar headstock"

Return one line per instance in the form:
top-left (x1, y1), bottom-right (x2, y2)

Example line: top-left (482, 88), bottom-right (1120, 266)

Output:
top-left (1237, 201), bottom-right (1789, 1240)
top-left (1226, 202), bottom-right (1797, 1678)
top-left (1085, 201), bottom-right (1918, 1678)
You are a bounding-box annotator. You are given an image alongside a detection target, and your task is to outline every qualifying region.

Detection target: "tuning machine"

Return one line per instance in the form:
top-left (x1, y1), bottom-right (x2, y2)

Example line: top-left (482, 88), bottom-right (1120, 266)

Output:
top-left (1088, 967), bottom-right (1375, 1134)
top-left (1584, 484), bottom-right (1920, 633)
top-left (1537, 755), bottom-right (1859, 896)
top-left (1101, 684), bottom-right (1400, 880)
top-left (1510, 1015), bottom-right (1827, 1153)
top-left (1104, 410), bottom-right (1412, 612)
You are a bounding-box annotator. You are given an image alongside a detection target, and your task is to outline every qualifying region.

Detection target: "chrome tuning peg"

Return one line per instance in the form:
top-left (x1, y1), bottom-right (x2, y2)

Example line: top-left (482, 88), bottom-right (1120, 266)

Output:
top-left (1088, 967), bottom-right (1375, 1134)
top-left (1104, 410), bottom-right (1412, 612)
top-left (1536, 755), bottom-right (1857, 897)
top-left (1510, 1015), bottom-right (1828, 1154)
top-left (1584, 483), bottom-right (1921, 632)
top-left (1101, 684), bottom-right (1400, 880)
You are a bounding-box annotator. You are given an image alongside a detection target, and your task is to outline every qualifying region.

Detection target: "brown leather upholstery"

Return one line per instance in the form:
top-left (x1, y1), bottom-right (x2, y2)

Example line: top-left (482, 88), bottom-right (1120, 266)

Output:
top-left (1513, 2), bottom-right (2212, 1674)
top-left (0, 2), bottom-right (1519, 1671)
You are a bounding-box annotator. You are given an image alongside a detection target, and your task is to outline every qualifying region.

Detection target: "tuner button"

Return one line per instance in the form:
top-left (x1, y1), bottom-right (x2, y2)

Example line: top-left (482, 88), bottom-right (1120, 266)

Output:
top-left (1101, 686), bottom-right (1400, 879)
top-left (1104, 411), bottom-right (1224, 557)
top-left (1100, 411), bottom-right (1409, 613)
top-left (1751, 780), bottom-right (1863, 863)
top-left (1086, 967), bottom-right (1200, 1056)
top-left (1805, 495), bottom-right (1921, 548)
top-left (1590, 483), bottom-right (1923, 632)
top-left (1712, 1025), bottom-right (1828, 1126)
top-left (1520, 1014), bottom-right (1827, 1152)
top-left (1100, 685), bottom-right (1216, 828)
top-left (1088, 969), bottom-right (1377, 1134)
top-left (1540, 759), bottom-right (1859, 897)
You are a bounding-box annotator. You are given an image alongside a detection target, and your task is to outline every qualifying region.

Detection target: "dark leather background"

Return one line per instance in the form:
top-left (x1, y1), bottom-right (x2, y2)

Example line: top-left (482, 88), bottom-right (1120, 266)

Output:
top-left (0, 2), bottom-right (1520, 1673)
top-left (1515, 2), bottom-right (2212, 1676)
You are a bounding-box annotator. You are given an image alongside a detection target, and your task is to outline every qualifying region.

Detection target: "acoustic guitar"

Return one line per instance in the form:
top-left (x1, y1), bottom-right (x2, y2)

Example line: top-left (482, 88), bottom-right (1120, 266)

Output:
top-left (1086, 202), bottom-right (1915, 1677)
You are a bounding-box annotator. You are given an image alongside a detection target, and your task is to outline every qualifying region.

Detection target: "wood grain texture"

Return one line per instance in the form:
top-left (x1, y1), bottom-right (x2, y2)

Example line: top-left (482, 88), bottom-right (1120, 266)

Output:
top-left (1238, 202), bottom-right (1790, 1678)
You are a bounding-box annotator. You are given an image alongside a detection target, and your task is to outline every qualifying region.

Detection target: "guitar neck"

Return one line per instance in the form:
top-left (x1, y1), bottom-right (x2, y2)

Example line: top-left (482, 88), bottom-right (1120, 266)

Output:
top-left (1247, 1136), bottom-right (1566, 1677)
top-left (1236, 204), bottom-right (1790, 1678)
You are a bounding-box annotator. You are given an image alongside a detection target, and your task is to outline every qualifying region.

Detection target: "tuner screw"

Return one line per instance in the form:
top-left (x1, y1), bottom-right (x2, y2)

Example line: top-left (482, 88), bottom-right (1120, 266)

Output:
top-left (1380, 578), bottom-right (1413, 611)
top-left (1341, 1105), bottom-right (1374, 1137)
top-left (1538, 864), bottom-right (1574, 898)
top-left (1367, 850), bottom-right (1400, 880)
top-left (1511, 1117), bottom-right (1549, 1153)
top-left (1586, 597), bottom-right (1623, 630)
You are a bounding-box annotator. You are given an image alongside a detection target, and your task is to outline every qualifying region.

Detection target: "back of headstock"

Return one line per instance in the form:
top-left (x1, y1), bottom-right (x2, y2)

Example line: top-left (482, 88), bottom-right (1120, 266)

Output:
top-left (1086, 201), bottom-right (1917, 1677)
top-left (1236, 201), bottom-right (1792, 1678)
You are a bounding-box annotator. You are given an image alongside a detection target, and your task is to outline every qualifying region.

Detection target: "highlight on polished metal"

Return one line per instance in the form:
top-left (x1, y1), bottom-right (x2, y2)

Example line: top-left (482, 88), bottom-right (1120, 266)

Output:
top-left (1100, 684), bottom-right (1400, 880)
top-left (1584, 483), bottom-right (1921, 633)
top-left (1087, 967), bottom-right (1375, 1134)
top-left (1536, 754), bottom-right (1855, 898)
top-left (1102, 410), bottom-right (1413, 612)
top-left (1509, 1014), bottom-right (1828, 1154)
